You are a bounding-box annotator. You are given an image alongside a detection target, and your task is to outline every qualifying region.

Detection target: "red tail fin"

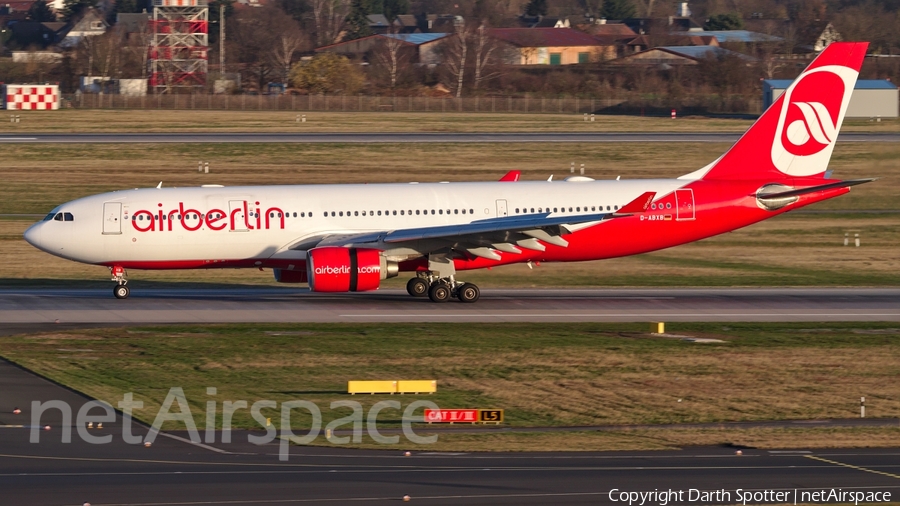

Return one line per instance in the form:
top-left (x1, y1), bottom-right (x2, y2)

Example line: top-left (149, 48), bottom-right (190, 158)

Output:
top-left (696, 42), bottom-right (868, 181)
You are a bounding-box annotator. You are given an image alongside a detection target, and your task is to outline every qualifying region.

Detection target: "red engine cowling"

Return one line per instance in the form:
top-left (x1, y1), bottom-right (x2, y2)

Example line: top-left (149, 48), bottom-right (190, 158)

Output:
top-left (306, 247), bottom-right (396, 292)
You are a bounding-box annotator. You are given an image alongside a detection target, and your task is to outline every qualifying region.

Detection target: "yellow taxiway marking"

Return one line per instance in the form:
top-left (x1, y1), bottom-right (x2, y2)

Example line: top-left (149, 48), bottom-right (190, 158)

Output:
top-left (806, 455), bottom-right (900, 479)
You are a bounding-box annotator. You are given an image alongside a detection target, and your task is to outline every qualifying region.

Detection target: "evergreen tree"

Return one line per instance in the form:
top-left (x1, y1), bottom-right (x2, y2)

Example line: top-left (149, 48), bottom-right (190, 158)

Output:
top-left (524, 0), bottom-right (548, 17)
top-left (27, 0), bottom-right (57, 22)
top-left (345, 0), bottom-right (373, 41)
top-left (382, 0), bottom-right (408, 21)
top-left (704, 13), bottom-right (744, 30)
top-left (601, 0), bottom-right (635, 20)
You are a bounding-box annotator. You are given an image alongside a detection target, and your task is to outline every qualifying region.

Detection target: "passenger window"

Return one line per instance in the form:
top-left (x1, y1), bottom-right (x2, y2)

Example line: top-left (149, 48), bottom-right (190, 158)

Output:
top-left (666, 203), bottom-right (672, 209)
top-left (393, 211), bottom-right (397, 216)
top-left (454, 209), bottom-right (458, 214)
top-left (439, 209), bottom-right (443, 215)
top-left (416, 210), bottom-right (420, 215)
top-left (615, 205), bottom-right (620, 210)
top-left (470, 209), bottom-right (474, 214)
top-left (354, 211), bottom-right (359, 216)
top-left (462, 209), bottom-right (466, 214)
top-left (377, 211), bottom-right (382, 216)
top-left (400, 210), bottom-right (405, 215)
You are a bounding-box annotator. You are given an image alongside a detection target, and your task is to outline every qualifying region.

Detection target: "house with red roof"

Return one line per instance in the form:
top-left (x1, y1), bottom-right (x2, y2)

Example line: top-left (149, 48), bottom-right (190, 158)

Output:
top-left (488, 27), bottom-right (606, 65)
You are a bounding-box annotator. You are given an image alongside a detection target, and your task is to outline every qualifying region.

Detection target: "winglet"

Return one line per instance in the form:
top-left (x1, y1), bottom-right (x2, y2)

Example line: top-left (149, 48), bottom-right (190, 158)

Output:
top-left (499, 170), bottom-right (521, 182)
top-left (617, 192), bottom-right (656, 214)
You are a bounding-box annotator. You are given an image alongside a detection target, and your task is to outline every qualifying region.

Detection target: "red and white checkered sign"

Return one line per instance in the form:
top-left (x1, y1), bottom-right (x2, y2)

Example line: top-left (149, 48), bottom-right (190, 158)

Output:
top-left (4, 85), bottom-right (59, 111)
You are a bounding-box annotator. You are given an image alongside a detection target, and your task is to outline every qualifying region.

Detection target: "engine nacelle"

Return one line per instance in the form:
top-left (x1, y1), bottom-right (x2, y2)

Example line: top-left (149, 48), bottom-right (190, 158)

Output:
top-left (306, 247), bottom-right (398, 292)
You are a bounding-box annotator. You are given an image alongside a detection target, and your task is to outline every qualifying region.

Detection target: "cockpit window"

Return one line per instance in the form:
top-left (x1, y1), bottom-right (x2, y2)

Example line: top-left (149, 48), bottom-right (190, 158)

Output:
top-left (45, 212), bottom-right (73, 222)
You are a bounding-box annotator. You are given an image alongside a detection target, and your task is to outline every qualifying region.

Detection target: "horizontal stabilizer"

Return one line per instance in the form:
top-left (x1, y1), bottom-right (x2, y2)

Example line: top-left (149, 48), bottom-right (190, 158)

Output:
top-left (757, 178), bottom-right (875, 200)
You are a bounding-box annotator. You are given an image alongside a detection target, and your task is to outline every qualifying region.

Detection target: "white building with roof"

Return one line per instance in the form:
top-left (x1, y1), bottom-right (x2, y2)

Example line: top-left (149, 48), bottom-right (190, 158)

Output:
top-left (763, 79), bottom-right (898, 118)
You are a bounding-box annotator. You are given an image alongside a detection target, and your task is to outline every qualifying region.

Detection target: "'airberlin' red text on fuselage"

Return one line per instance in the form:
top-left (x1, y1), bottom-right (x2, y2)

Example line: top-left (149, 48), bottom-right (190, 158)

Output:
top-left (130, 201), bottom-right (285, 232)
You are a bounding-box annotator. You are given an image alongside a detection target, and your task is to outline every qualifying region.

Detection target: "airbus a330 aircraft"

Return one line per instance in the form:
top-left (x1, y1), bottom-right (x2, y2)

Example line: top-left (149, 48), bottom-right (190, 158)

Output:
top-left (25, 42), bottom-right (873, 303)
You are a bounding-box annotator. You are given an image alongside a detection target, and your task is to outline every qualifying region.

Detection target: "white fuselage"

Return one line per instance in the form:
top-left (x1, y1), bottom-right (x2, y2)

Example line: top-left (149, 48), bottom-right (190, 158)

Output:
top-left (25, 179), bottom-right (685, 267)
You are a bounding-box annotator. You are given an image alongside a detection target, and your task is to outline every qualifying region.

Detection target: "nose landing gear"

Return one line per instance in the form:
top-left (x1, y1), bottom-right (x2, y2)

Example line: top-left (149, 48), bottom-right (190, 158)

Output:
top-left (110, 266), bottom-right (129, 299)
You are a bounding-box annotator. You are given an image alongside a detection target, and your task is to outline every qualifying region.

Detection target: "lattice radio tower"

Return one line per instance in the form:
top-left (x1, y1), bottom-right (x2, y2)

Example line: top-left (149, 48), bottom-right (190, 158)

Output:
top-left (149, 0), bottom-right (209, 92)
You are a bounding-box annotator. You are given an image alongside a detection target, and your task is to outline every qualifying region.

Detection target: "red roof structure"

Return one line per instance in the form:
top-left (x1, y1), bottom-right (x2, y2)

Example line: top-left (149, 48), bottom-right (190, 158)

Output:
top-left (2, 0), bottom-right (36, 12)
top-left (488, 27), bottom-right (602, 48)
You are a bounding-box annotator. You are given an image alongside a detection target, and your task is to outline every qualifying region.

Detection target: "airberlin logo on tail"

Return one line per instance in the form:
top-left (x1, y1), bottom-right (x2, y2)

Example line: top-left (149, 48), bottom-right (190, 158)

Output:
top-left (771, 66), bottom-right (854, 176)
top-left (784, 101), bottom-right (839, 155)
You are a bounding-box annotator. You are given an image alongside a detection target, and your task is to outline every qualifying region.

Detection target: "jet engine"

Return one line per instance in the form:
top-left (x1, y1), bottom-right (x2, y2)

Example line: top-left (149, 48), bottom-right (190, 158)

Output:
top-left (306, 247), bottom-right (398, 292)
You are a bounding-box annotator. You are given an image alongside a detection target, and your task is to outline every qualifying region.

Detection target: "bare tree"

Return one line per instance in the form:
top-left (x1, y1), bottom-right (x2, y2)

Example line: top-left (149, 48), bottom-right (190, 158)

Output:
top-left (231, 5), bottom-right (302, 90)
top-left (271, 26), bottom-right (305, 85)
top-left (310, 0), bottom-right (350, 47)
top-left (78, 34), bottom-right (97, 77)
top-left (99, 27), bottom-right (124, 79)
top-left (471, 22), bottom-right (501, 91)
top-left (443, 25), bottom-right (468, 98)
top-left (126, 19), bottom-right (153, 79)
top-left (373, 26), bottom-right (408, 89)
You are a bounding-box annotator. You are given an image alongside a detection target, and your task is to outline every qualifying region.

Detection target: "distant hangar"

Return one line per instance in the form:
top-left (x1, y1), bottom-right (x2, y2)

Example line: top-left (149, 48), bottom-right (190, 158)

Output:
top-left (763, 79), bottom-right (899, 118)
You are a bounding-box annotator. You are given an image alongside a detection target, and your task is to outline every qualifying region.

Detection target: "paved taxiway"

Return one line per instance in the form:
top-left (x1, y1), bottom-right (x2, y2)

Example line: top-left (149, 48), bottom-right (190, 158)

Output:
top-left (2, 357), bottom-right (899, 506)
top-left (1, 132), bottom-right (900, 143)
top-left (1, 287), bottom-right (899, 323)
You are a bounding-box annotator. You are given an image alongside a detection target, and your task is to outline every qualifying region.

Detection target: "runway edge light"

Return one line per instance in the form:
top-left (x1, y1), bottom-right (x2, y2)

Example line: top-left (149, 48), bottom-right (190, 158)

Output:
top-left (651, 322), bottom-right (665, 334)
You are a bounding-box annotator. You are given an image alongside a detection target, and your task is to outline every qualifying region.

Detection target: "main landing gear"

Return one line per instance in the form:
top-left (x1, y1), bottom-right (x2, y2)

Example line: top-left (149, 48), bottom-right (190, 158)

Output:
top-left (111, 265), bottom-right (130, 299)
top-left (406, 274), bottom-right (480, 303)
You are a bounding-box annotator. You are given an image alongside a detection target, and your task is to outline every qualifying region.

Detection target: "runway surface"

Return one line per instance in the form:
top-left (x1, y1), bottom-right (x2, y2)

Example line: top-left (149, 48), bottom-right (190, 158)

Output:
top-left (1, 132), bottom-right (899, 143)
top-left (1, 287), bottom-right (899, 323)
top-left (2, 357), bottom-right (899, 506)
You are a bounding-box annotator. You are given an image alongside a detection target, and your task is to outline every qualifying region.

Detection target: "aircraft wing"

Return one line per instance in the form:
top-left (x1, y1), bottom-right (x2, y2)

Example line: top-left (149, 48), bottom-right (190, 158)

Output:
top-left (307, 192), bottom-right (655, 260)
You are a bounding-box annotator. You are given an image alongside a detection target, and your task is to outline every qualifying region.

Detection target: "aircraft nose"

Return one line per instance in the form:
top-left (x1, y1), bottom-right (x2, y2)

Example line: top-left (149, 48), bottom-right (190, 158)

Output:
top-left (23, 223), bottom-right (42, 248)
